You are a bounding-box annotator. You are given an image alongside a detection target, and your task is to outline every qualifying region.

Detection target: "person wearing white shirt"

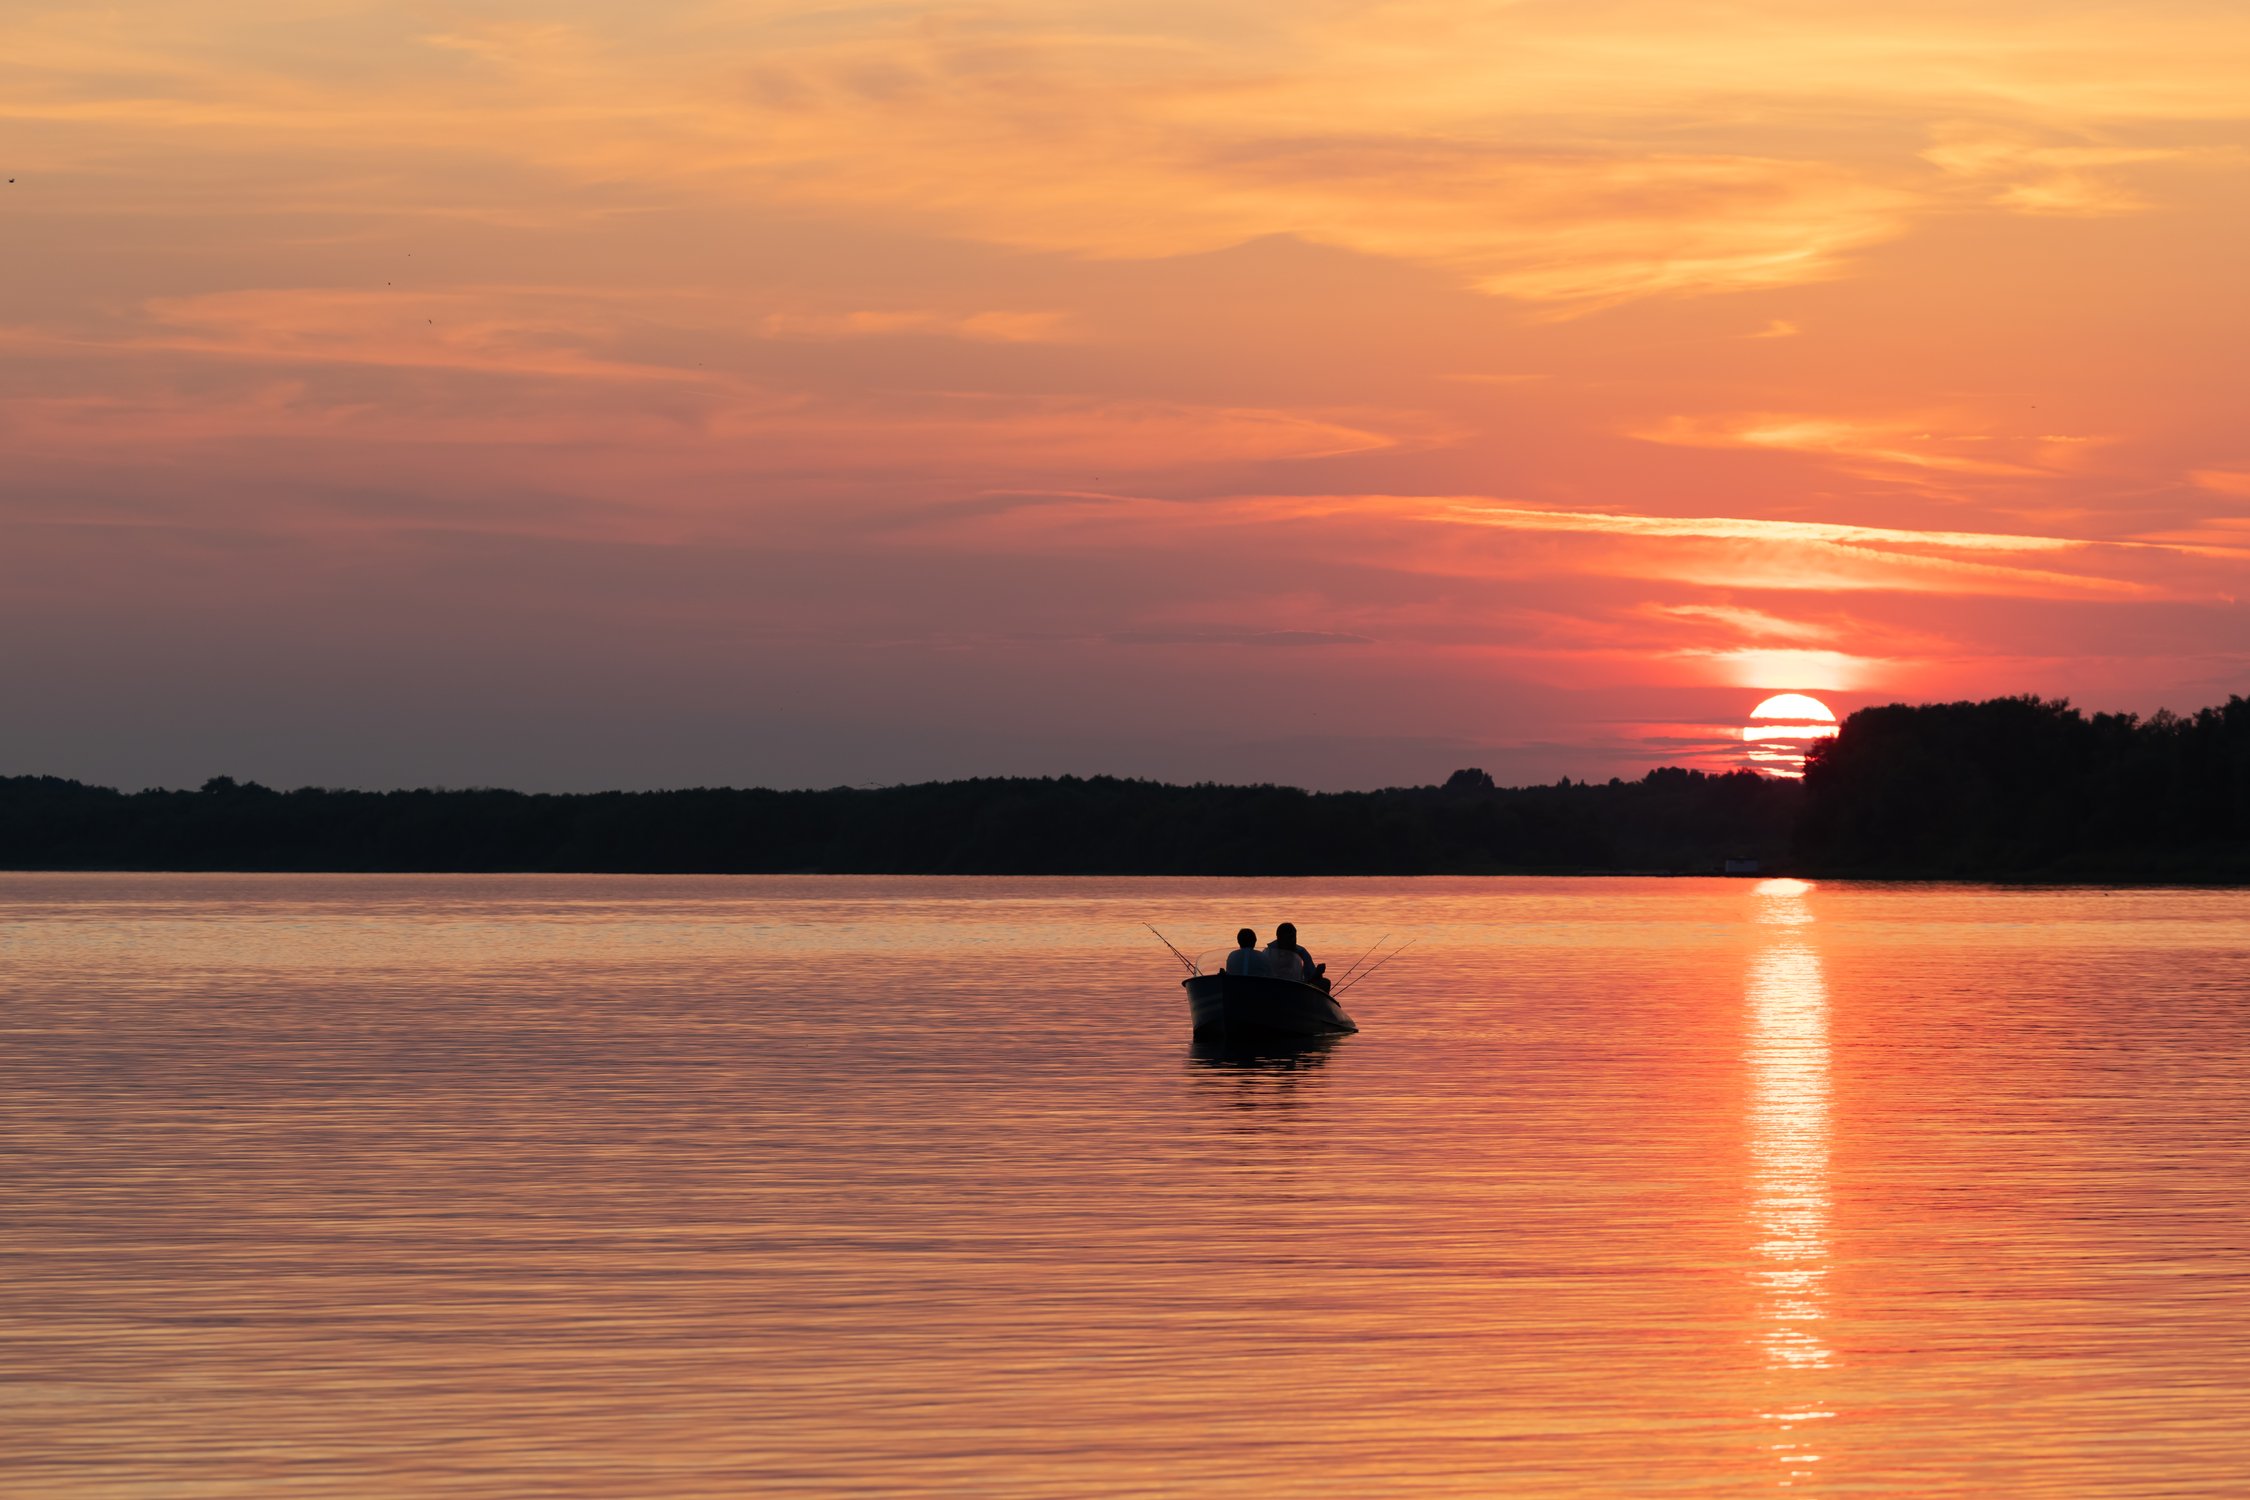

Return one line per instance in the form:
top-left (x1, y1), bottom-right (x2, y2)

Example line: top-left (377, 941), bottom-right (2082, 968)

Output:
top-left (1223, 929), bottom-right (1262, 975)
top-left (1267, 922), bottom-right (1328, 991)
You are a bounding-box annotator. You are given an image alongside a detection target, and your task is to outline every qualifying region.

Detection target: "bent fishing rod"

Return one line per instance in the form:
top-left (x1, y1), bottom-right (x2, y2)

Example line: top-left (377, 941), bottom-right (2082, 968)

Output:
top-left (1145, 924), bottom-right (1200, 976)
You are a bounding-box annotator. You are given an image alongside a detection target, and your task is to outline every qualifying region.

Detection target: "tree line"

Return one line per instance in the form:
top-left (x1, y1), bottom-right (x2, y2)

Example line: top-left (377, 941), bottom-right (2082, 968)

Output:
top-left (2, 695), bottom-right (2243, 877)
top-left (0, 764), bottom-right (1796, 875)
top-left (1797, 693), bottom-right (2250, 879)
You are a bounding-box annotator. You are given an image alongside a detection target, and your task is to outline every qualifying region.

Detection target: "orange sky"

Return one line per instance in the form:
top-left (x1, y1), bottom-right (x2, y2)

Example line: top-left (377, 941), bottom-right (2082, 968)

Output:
top-left (4, 1), bottom-right (2246, 788)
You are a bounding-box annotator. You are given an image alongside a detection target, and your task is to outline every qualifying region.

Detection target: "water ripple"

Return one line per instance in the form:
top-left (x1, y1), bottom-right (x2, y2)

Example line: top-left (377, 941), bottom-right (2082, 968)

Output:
top-left (4, 874), bottom-right (2249, 1496)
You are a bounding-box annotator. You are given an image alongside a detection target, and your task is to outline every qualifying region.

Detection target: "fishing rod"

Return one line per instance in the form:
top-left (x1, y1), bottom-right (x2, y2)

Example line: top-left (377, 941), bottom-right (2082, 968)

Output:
top-left (1145, 924), bottom-right (1200, 977)
top-left (1331, 932), bottom-right (1390, 989)
top-left (1332, 938), bottom-right (1414, 998)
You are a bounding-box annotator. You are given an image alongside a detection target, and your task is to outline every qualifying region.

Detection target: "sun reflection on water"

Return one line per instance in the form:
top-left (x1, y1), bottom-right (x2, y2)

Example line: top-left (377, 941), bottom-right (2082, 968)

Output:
top-left (1748, 876), bottom-right (1834, 1484)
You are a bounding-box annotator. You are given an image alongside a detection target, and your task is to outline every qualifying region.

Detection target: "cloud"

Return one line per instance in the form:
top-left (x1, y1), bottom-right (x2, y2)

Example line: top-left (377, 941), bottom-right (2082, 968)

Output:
top-left (2191, 469), bottom-right (2250, 497)
top-left (1921, 124), bottom-right (2199, 216)
top-left (0, 286), bottom-right (1400, 478)
top-left (759, 309), bottom-right (1074, 343)
top-left (11, 3), bottom-right (2247, 321)
top-left (1442, 502), bottom-right (2082, 555)
top-left (0, 5), bottom-right (2177, 309)
top-left (124, 287), bottom-right (705, 384)
top-left (1683, 648), bottom-right (1873, 692)
top-left (898, 487), bottom-right (2204, 605)
top-left (1633, 413), bottom-right (2072, 478)
top-left (1647, 603), bottom-right (1837, 644)
top-left (1433, 501), bottom-right (2155, 599)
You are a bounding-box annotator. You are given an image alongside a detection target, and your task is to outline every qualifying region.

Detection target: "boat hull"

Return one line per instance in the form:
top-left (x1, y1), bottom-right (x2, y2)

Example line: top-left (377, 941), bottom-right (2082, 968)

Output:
top-left (1184, 973), bottom-right (1357, 1038)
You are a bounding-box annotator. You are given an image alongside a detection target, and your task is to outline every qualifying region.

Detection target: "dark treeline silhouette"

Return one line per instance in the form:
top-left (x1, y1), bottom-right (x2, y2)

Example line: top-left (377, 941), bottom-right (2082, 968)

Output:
top-left (3, 695), bottom-right (2243, 877)
top-left (1799, 694), bottom-right (2250, 879)
top-left (0, 765), bottom-right (1796, 875)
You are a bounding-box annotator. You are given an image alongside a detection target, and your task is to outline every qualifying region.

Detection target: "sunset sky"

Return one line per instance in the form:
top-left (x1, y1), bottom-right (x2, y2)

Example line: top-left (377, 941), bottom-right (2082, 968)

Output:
top-left (6, 1), bottom-right (2247, 790)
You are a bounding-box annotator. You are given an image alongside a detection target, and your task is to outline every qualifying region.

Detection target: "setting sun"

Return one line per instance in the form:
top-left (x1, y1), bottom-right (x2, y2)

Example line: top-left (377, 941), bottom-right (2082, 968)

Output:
top-left (1744, 694), bottom-right (1841, 778)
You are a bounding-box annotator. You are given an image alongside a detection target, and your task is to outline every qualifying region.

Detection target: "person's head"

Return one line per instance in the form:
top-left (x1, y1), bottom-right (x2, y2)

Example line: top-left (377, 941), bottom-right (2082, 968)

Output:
top-left (1236, 928), bottom-right (1257, 948)
top-left (1275, 922), bottom-right (1298, 945)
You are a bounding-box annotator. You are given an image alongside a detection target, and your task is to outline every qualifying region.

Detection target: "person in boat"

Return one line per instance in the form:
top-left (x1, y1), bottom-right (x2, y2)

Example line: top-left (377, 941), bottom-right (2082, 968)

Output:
top-left (1223, 929), bottom-right (1262, 975)
top-left (1266, 922), bottom-right (1330, 992)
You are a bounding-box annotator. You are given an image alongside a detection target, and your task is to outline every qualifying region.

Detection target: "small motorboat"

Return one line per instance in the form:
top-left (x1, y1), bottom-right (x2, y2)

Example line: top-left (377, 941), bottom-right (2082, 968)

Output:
top-left (1149, 928), bottom-right (1398, 1041)
top-left (1183, 971), bottom-right (1357, 1039)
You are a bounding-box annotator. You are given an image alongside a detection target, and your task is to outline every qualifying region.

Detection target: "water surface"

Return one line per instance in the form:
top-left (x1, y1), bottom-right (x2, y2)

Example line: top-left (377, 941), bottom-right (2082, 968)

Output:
top-left (6, 875), bottom-right (2249, 1496)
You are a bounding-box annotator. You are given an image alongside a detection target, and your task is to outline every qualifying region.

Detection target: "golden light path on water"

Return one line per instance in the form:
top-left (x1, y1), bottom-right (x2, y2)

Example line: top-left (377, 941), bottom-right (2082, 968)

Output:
top-left (1748, 877), bottom-right (1834, 1485)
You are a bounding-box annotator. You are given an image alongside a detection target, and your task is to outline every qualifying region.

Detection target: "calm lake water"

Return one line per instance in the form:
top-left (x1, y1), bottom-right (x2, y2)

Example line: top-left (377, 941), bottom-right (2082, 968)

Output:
top-left (6, 874), bottom-right (2249, 1497)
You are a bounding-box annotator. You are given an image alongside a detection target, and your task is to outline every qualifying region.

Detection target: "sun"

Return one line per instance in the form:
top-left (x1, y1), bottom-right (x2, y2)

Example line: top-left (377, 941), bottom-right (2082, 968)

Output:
top-left (1742, 693), bottom-right (1839, 779)
top-left (1750, 693), bottom-right (1835, 724)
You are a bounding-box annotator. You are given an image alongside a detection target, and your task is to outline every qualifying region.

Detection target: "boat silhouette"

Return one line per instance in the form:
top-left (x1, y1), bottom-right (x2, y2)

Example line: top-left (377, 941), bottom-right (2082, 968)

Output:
top-left (1183, 970), bottom-right (1358, 1039)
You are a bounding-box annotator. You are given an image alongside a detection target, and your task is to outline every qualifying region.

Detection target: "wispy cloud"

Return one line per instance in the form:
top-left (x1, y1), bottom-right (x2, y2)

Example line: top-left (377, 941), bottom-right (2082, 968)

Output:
top-left (1632, 413), bottom-right (2084, 479)
top-left (1647, 603), bottom-right (1837, 643)
top-left (760, 309), bottom-right (1073, 343)
top-left (905, 488), bottom-right (2207, 604)
top-left (1921, 124), bottom-right (2207, 216)
top-left (2191, 469), bottom-right (2250, 498)
top-left (1442, 502), bottom-right (2083, 555)
top-left (17, 4), bottom-right (2246, 311)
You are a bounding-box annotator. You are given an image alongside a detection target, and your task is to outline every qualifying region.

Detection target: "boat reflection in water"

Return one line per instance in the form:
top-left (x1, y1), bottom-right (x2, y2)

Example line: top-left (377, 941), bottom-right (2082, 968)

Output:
top-left (1188, 1031), bottom-right (1343, 1073)
top-left (1186, 1032), bottom-right (1341, 1115)
top-left (1746, 877), bottom-right (1835, 1486)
